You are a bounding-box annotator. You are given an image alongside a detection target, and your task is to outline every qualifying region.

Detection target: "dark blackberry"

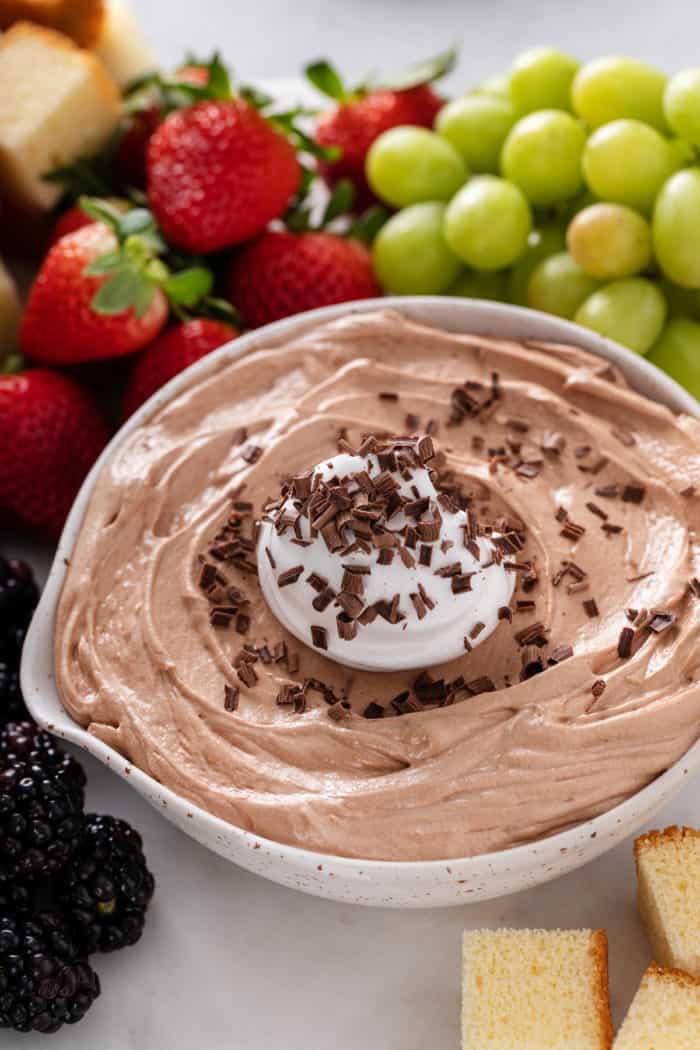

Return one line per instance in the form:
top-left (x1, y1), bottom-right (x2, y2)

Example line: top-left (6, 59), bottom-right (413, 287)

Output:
top-left (0, 909), bottom-right (100, 1033)
top-left (0, 661), bottom-right (30, 725)
top-left (0, 723), bottom-right (86, 881)
top-left (0, 559), bottom-right (39, 663)
top-left (59, 814), bottom-right (155, 954)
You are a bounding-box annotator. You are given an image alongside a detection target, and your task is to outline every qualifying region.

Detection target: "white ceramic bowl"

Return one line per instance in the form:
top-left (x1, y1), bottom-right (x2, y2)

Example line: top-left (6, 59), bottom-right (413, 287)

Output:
top-left (21, 297), bottom-right (700, 908)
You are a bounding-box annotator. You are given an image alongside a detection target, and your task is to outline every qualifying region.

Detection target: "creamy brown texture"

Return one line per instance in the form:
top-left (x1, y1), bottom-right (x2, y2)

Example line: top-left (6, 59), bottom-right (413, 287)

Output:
top-left (55, 311), bottom-right (700, 861)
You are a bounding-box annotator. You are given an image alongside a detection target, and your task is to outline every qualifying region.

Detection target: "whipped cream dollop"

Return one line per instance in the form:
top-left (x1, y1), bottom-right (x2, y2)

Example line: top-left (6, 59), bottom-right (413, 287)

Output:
top-left (257, 435), bottom-right (515, 671)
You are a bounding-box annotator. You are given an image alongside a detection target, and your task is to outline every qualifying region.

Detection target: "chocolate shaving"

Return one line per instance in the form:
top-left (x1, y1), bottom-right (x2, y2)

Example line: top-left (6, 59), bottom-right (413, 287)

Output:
top-left (310, 625), bottom-right (328, 650)
top-left (514, 621), bottom-right (548, 647)
top-left (224, 685), bottom-right (239, 711)
top-left (241, 443), bottom-right (263, 464)
top-left (312, 587), bottom-right (336, 613)
top-left (648, 611), bottom-right (677, 634)
top-left (235, 613), bottom-right (250, 634)
top-left (585, 501), bottom-right (608, 521)
top-left (681, 485), bottom-right (696, 498)
top-left (236, 662), bottom-right (258, 687)
top-left (582, 598), bottom-right (599, 618)
top-left (277, 565), bottom-right (303, 587)
top-left (337, 614), bottom-right (357, 641)
top-left (378, 391), bottom-right (398, 401)
top-left (498, 606), bottom-right (513, 622)
top-left (602, 522), bottom-right (623, 535)
top-left (465, 676), bottom-right (495, 695)
top-left (617, 627), bottom-right (634, 659)
top-left (549, 644), bottom-right (573, 664)
top-left (591, 679), bottom-right (606, 698)
top-left (451, 573), bottom-right (473, 594)
top-left (595, 483), bottom-right (619, 499)
top-left (363, 702), bottom-right (384, 719)
top-left (560, 521), bottom-right (585, 541)
top-left (689, 578), bottom-right (700, 598)
top-left (469, 621), bottom-right (485, 639)
top-left (622, 484), bottom-right (646, 504)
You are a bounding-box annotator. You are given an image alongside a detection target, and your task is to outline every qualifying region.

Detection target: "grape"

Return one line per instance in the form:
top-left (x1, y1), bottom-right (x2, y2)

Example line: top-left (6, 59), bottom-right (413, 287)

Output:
top-left (647, 318), bottom-right (700, 399)
top-left (372, 202), bottom-right (462, 294)
top-left (582, 119), bottom-right (678, 213)
top-left (366, 126), bottom-right (467, 209)
top-left (501, 110), bottom-right (586, 206)
top-left (664, 69), bottom-right (700, 147)
top-left (509, 47), bottom-right (579, 114)
top-left (448, 268), bottom-right (508, 301)
top-left (566, 203), bottom-right (652, 279)
top-left (474, 74), bottom-right (512, 101)
top-left (574, 278), bottom-right (667, 353)
top-left (436, 94), bottom-right (517, 173)
top-left (527, 252), bottom-right (599, 318)
top-left (653, 168), bottom-right (700, 288)
top-left (444, 176), bottom-right (532, 270)
top-left (668, 137), bottom-right (695, 168)
top-left (507, 224), bottom-right (567, 304)
top-left (572, 56), bottom-right (668, 132)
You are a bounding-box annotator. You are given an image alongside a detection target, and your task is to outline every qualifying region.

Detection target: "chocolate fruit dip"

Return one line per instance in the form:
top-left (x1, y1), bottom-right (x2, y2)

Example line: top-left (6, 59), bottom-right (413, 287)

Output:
top-left (55, 310), bottom-right (700, 861)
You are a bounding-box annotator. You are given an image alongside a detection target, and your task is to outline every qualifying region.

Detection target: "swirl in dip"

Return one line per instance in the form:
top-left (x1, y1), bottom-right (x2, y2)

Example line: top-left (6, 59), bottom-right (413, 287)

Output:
top-left (55, 310), bottom-right (700, 861)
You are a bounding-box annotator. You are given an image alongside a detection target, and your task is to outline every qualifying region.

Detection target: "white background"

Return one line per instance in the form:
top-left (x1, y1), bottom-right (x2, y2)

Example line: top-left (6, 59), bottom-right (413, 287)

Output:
top-left (6, 1), bottom-right (700, 1045)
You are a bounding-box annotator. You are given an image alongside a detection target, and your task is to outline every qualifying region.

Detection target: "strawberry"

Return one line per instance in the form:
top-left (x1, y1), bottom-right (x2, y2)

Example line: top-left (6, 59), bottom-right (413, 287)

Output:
top-left (0, 368), bottom-right (108, 539)
top-left (225, 230), bottom-right (380, 328)
top-left (123, 318), bottom-right (238, 418)
top-left (147, 99), bottom-right (302, 253)
top-left (20, 223), bottom-right (168, 365)
top-left (308, 51), bottom-right (453, 206)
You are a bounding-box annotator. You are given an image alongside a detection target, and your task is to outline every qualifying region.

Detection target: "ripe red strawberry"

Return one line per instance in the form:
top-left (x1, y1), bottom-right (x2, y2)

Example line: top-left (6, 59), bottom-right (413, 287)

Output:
top-left (315, 85), bottom-right (443, 205)
top-left (0, 369), bottom-right (108, 538)
top-left (21, 223), bottom-right (168, 365)
top-left (225, 230), bottom-right (380, 328)
top-left (147, 99), bottom-right (302, 253)
top-left (123, 318), bottom-right (238, 418)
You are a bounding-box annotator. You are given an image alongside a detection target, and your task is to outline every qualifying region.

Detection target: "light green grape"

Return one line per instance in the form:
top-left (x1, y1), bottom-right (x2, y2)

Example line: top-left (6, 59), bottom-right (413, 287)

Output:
top-left (366, 126), bottom-right (467, 209)
top-left (527, 251), bottom-right (599, 318)
top-left (436, 94), bottom-right (517, 173)
top-left (566, 203), bottom-right (652, 279)
top-left (653, 168), bottom-right (700, 288)
top-left (572, 56), bottom-right (668, 131)
top-left (474, 74), bottom-right (512, 101)
top-left (574, 278), bottom-right (667, 353)
top-left (509, 47), bottom-right (579, 114)
top-left (668, 138), bottom-right (695, 168)
top-left (647, 318), bottom-right (700, 399)
top-left (444, 176), bottom-right (532, 270)
top-left (582, 119), bottom-right (679, 213)
top-left (448, 268), bottom-right (508, 301)
top-left (507, 224), bottom-right (567, 304)
top-left (501, 110), bottom-right (586, 206)
top-left (372, 202), bottom-right (461, 294)
top-left (664, 69), bottom-right (700, 147)
top-left (660, 277), bottom-right (700, 319)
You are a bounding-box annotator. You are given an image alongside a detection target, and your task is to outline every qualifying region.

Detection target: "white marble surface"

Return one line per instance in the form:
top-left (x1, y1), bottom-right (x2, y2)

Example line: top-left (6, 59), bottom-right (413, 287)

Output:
top-left (7, 1), bottom-right (700, 1043)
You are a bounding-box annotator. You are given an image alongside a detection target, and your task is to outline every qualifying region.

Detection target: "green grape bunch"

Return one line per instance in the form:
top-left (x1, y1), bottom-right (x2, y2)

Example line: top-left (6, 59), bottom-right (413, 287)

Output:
top-left (361, 45), bottom-right (700, 400)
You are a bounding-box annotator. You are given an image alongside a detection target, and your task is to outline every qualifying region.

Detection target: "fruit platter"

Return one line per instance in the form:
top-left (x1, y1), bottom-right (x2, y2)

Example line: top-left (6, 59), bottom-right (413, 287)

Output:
top-left (2, 1), bottom-right (700, 1046)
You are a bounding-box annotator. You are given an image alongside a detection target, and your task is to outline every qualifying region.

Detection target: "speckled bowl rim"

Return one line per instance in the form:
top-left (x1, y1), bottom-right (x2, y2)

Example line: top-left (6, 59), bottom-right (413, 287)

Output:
top-left (21, 297), bottom-right (700, 904)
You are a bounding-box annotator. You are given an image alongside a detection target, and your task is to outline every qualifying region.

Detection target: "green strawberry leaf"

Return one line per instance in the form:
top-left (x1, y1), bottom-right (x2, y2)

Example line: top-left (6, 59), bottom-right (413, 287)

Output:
top-left (163, 267), bottom-right (213, 307)
top-left (79, 195), bottom-right (125, 232)
top-left (305, 60), bottom-right (348, 101)
top-left (43, 155), bottom-right (114, 198)
top-left (0, 353), bottom-right (24, 376)
top-left (350, 205), bottom-right (390, 244)
top-left (132, 280), bottom-right (157, 319)
top-left (91, 268), bottom-right (150, 315)
top-left (199, 296), bottom-right (243, 327)
top-left (84, 251), bottom-right (125, 276)
top-left (239, 84), bottom-right (275, 111)
top-left (373, 46), bottom-right (458, 92)
top-left (322, 179), bottom-right (355, 224)
top-left (201, 53), bottom-right (233, 100)
top-left (118, 208), bottom-right (156, 238)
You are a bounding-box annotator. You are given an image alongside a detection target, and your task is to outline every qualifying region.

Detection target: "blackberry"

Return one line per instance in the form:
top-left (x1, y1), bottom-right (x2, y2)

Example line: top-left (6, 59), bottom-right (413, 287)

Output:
top-left (0, 723), bottom-right (86, 881)
top-left (0, 909), bottom-right (100, 1033)
top-left (59, 814), bottom-right (155, 954)
top-left (0, 558), bottom-right (39, 662)
top-left (0, 558), bottom-right (39, 726)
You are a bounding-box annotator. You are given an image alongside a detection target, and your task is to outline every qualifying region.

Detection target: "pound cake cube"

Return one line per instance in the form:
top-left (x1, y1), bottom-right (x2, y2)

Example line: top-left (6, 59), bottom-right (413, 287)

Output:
top-left (0, 259), bottom-right (21, 351)
top-left (613, 964), bottom-right (700, 1049)
top-left (462, 928), bottom-right (613, 1050)
top-left (93, 0), bottom-right (157, 87)
top-left (0, 22), bottom-right (120, 212)
top-left (0, 0), bottom-right (105, 48)
top-left (635, 826), bottom-right (700, 976)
